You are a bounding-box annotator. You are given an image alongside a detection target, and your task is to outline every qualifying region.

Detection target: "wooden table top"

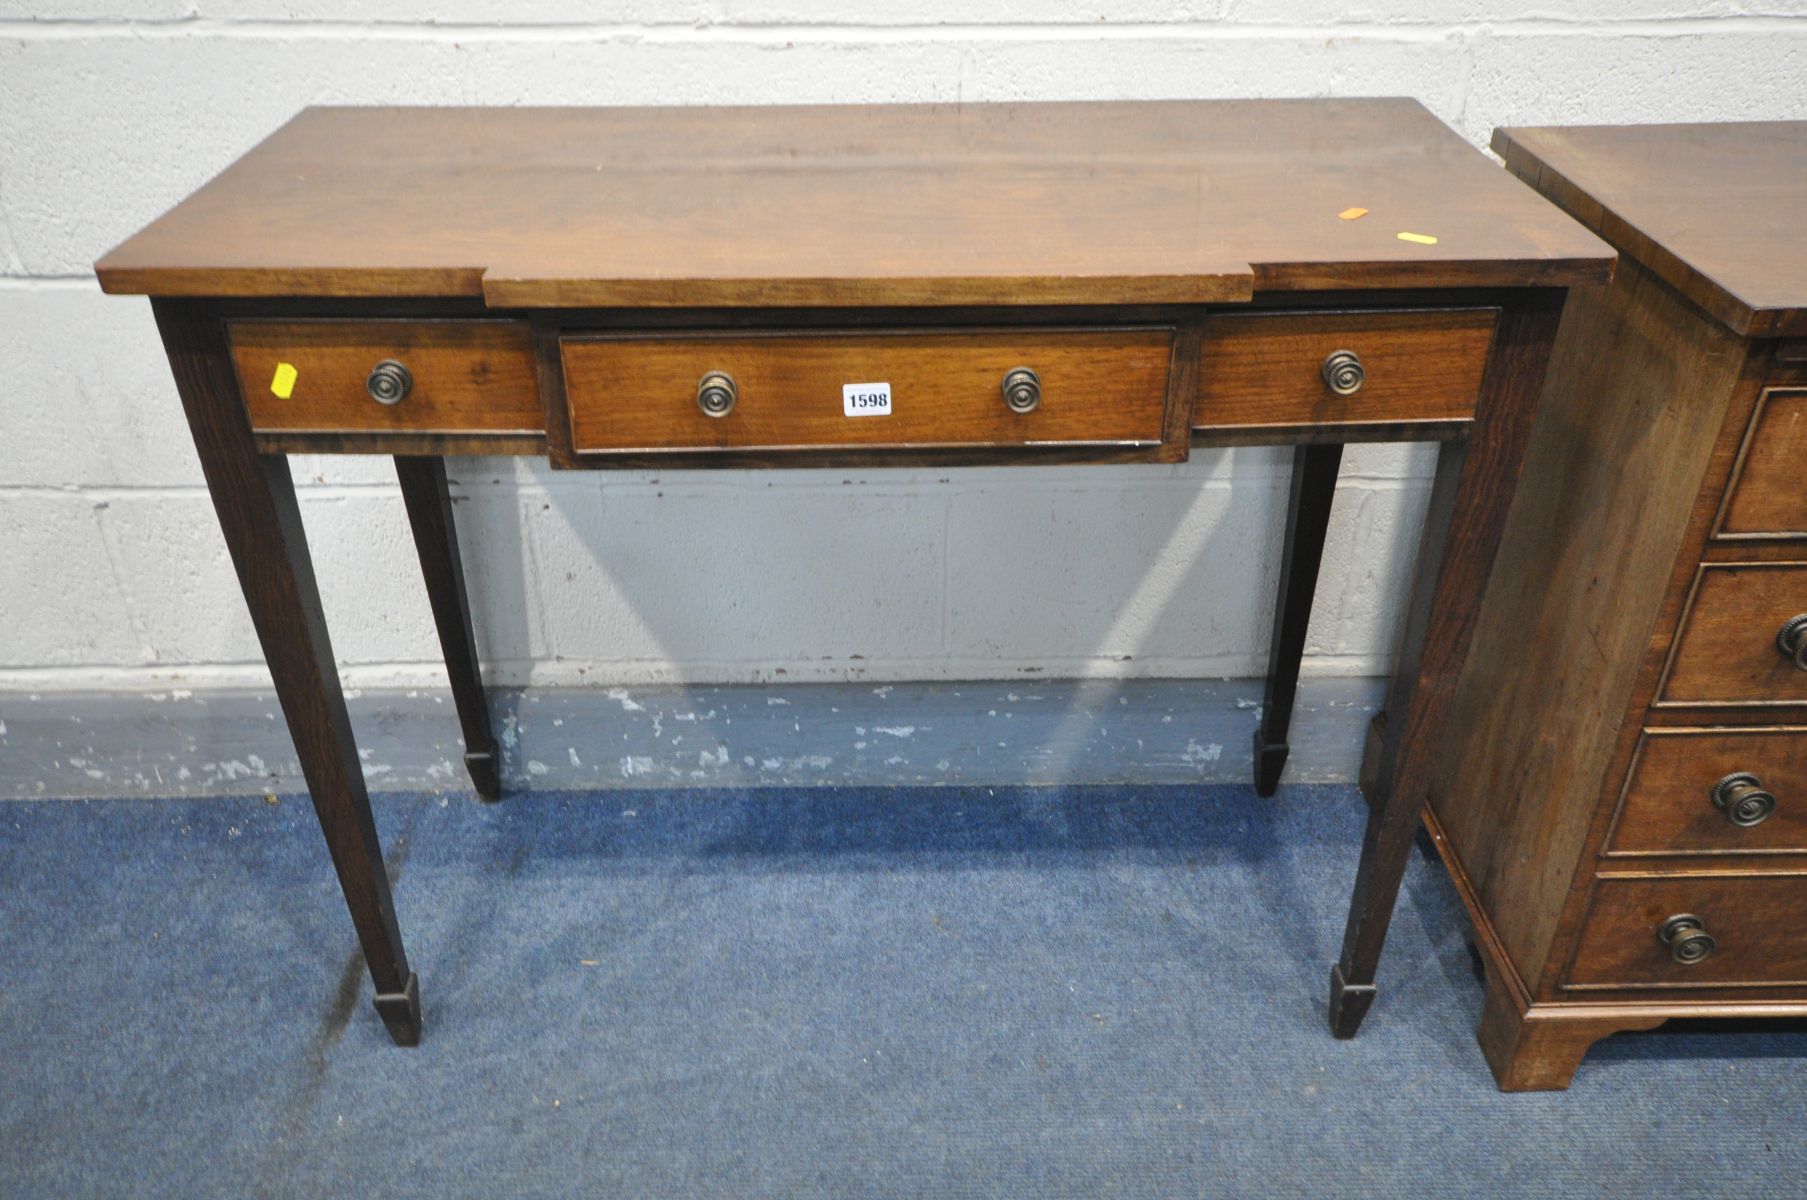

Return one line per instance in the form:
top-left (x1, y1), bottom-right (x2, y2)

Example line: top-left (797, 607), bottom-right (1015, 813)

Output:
top-left (1494, 122), bottom-right (1807, 337)
top-left (97, 99), bottom-right (1610, 308)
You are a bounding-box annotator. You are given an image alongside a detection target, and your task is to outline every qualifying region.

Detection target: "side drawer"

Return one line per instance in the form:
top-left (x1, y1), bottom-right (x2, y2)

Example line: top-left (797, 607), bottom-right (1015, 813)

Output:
top-left (1568, 875), bottom-right (1807, 989)
top-left (1608, 728), bottom-right (1807, 856)
top-left (560, 328), bottom-right (1174, 456)
top-left (1658, 563), bottom-right (1807, 707)
top-left (231, 319), bottom-right (543, 436)
top-left (1192, 308), bottom-right (1496, 435)
top-left (1716, 388), bottom-right (1807, 539)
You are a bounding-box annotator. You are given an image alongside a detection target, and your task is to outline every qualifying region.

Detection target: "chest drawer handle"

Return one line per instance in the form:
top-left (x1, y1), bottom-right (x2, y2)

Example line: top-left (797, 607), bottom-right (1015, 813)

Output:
top-left (1705, 773), bottom-right (1778, 831)
top-left (1321, 349), bottom-right (1365, 396)
top-left (1657, 914), bottom-right (1716, 965)
top-left (696, 371), bottom-right (737, 418)
top-left (366, 359), bottom-right (412, 405)
top-left (1002, 367), bottom-right (1041, 414)
top-left (1712, 772), bottom-right (1777, 827)
top-left (1778, 614), bottom-right (1807, 670)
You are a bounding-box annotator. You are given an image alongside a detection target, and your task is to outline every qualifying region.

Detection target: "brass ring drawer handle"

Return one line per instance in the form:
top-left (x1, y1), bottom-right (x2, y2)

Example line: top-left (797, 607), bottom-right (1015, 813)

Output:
top-left (1712, 772), bottom-right (1777, 828)
top-left (1321, 349), bottom-right (1365, 396)
top-left (366, 359), bottom-right (412, 405)
top-left (696, 370), bottom-right (737, 418)
top-left (1658, 913), bottom-right (1716, 965)
top-left (1778, 613), bottom-right (1807, 671)
top-left (1002, 366), bottom-right (1041, 414)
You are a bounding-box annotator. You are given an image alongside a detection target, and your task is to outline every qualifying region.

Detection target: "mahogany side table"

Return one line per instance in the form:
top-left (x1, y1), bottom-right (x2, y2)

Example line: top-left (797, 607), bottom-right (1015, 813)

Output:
top-left (95, 100), bottom-right (1611, 1048)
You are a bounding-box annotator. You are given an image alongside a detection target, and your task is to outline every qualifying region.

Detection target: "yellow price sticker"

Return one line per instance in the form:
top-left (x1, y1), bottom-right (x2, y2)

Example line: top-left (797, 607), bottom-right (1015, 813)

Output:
top-left (270, 362), bottom-right (298, 400)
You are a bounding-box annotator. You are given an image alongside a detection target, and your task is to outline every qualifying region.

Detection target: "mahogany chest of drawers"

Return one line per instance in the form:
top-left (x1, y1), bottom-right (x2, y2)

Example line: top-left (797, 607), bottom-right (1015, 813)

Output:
top-left (1423, 122), bottom-right (1807, 1089)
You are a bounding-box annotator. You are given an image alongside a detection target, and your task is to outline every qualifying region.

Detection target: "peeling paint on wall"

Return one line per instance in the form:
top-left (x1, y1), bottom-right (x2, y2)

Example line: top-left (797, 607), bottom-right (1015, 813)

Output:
top-left (0, 679), bottom-right (1382, 800)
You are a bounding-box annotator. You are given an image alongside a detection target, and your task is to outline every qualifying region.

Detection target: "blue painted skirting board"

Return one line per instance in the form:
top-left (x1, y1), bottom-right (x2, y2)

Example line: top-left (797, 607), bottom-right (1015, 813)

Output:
top-left (0, 677), bottom-right (1382, 799)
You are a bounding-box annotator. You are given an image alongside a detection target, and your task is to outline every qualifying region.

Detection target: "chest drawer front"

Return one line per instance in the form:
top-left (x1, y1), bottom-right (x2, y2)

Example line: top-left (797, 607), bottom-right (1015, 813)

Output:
top-left (1610, 729), bottom-right (1807, 856)
top-left (231, 320), bottom-right (542, 436)
top-left (1192, 308), bottom-right (1496, 434)
top-left (560, 328), bottom-right (1174, 455)
top-left (1717, 389), bottom-right (1807, 539)
top-left (1569, 875), bottom-right (1807, 990)
top-left (1659, 563), bottom-right (1807, 707)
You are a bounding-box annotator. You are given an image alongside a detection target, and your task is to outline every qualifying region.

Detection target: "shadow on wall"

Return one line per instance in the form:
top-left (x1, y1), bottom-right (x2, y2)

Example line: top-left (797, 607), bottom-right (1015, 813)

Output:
top-left (451, 445), bottom-right (1428, 787)
top-left (460, 446), bottom-right (1430, 688)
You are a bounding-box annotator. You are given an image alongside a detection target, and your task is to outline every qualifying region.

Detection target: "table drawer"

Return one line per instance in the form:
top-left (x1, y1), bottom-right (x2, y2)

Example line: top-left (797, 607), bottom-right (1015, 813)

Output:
top-left (1659, 563), bottom-right (1807, 707)
top-left (1610, 729), bottom-right (1807, 856)
top-left (1193, 308), bottom-right (1496, 434)
top-left (231, 320), bottom-right (543, 436)
top-left (558, 328), bottom-right (1174, 455)
top-left (1569, 875), bottom-right (1807, 989)
top-left (1717, 389), bottom-right (1807, 539)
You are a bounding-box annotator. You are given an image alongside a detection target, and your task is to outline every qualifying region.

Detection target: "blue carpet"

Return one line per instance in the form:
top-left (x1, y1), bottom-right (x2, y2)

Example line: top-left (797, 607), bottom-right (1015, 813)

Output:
top-left (2, 784), bottom-right (1803, 1198)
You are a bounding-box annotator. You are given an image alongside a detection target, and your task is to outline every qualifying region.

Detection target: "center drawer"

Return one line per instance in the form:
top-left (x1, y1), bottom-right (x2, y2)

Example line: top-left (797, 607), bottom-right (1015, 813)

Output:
top-left (558, 328), bottom-right (1174, 455)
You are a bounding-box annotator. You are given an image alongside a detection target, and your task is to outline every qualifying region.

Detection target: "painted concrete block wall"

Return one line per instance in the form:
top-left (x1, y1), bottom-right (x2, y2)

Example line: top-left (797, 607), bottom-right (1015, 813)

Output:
top-left (2, 3), bottom-right (1805, 693)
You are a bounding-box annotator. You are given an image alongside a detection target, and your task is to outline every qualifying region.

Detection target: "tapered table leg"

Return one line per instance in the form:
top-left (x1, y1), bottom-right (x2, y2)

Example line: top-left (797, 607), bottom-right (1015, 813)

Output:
top-left (1329, 293), bottom-right (1566, 1038)
top-left (395, 456), bottom-right (500, 800)
top-left (153, 299), bottom-right (421, 1047)
top-left (1254, 443), bottom-right (1344, 797)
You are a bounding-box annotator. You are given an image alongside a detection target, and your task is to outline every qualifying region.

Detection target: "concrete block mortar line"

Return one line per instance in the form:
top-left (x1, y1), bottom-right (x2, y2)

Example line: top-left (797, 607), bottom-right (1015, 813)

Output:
top-left (0, 475), bottom-right (1435, 507)
top-left (514, 489), bottom-right (561, 667)
top-left (0, 181), bottom-right (25, 277)
top-left (1444, 23), bottom-right (1479, 138)
top-left (17, 450), bottom-right (1423, 491)
top-left (2, 15), bottom-right (1804, 39)
top-left (0, 647), bottom-right (1394, 692)
top-left (86, 493), bottom-right (159, 666)
top-left (939, 490), bottom-right (952, 657)
top-left (0, 275), bottom-right (99, 287)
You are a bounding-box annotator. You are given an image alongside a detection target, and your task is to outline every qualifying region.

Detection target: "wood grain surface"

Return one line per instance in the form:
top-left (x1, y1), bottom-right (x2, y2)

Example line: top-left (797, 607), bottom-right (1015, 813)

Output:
top-left (394, 455), bottom-right (500, 802)
top-left (1717, 388), bottom-right (1807, 539)
top-left (1660, 563), bottom-right (1807, 706)
top-left (153, 298), bottom-right (421, 1044)
top-left (1568, 874), bottom-right (1807, 989)
top-left (231, 319), bottom-right (542, 436)
top-left (1193, 308), bottom-right (1494, 433)
top-left (95, 101), bottom-right (1612, 305)
top-left (1328, 289), bottom-right (1566, 1037)
top-left (1608, 728), bottom-right (1807, 857)
top-left (560, 328), bottom-right (1173, 455)
top-left (1476, 975), bottom-right (1666, 1091)
top-left (1495, 122), bottom-right (1807, 337)
top-left (1425, 257), bottom-right (1750, 993)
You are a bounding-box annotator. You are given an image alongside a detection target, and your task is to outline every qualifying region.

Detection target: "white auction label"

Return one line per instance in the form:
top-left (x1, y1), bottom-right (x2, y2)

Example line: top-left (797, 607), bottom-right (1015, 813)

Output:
top-left (842, 381), bottom-right (893, 417)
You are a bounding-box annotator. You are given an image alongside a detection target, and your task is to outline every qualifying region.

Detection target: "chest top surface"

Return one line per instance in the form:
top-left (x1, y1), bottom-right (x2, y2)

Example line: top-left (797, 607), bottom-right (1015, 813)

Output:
top-left (97, 98), bottom-right (1609, 308)
top-left (1494, 121), bottom-right (1807, 337)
